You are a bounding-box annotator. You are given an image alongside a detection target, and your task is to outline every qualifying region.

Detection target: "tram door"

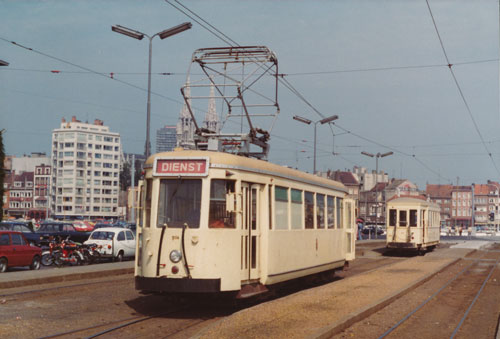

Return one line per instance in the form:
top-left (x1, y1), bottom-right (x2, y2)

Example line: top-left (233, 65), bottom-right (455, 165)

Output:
top-left (240, 183), bottom-right (261, 282)
top-left (345, 199), bottom-right (356, 261)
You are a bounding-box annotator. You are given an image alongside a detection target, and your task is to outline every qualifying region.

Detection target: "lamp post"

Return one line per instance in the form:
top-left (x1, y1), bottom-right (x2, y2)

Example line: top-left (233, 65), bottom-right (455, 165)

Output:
top-left (293, 114), bottom-right (338, 174)
top-left (361, 151), bottom-right (393, 238)
top-left (112, 22), bottom-right (192, 158)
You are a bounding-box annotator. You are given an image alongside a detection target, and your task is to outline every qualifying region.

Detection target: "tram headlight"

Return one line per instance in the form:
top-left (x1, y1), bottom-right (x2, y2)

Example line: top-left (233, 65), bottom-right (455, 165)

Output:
top-left (169, 250), bottom-right (182, 263)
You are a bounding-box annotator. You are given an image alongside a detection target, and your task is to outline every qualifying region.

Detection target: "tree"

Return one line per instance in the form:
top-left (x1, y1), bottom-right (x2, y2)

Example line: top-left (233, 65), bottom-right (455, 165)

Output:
top-left (120, 158), bottom-right (143, 191)
top-left (120, 161), bottom-right (131, 191)
top-left (0, 131), bottom-right (4, 219)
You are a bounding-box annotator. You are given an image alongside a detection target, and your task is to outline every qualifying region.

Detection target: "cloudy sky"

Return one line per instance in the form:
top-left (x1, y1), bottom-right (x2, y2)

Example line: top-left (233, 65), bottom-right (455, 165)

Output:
top-left (1, 0), bottom-right (499, 188)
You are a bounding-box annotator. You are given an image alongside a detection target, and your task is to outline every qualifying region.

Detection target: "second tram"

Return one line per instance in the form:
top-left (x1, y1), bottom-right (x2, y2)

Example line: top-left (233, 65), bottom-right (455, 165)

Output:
top-left (134, 150), bottom-right (356, 297)
top-left (386, 197), bottom-right (441, 253)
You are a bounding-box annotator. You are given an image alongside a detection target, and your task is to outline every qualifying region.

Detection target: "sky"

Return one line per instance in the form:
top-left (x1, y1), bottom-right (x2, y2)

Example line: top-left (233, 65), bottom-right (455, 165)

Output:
top-left (1, 0), bottom-right (499, 189)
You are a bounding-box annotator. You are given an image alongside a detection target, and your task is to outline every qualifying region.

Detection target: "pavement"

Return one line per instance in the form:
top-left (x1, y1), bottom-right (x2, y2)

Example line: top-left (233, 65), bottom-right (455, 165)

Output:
top-left (0, 261), bottom-right (134, 290)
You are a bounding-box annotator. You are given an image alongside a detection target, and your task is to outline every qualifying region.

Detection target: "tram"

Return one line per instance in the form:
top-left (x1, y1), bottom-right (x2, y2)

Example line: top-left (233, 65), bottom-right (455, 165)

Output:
top-left (134, 149), bottom-right (356, 297)
top-left (386, 197), bottom-right (440, 253)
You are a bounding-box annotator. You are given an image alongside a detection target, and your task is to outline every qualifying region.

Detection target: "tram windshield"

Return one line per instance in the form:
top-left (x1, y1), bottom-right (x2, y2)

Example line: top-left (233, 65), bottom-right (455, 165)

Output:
top-left (157, 179), bottom-right (202, 228)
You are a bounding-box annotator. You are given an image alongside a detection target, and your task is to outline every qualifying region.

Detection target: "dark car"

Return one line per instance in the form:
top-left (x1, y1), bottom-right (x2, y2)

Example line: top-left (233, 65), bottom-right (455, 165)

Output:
top-left (37, 222), bottom-right (91, 244)
top-left (361, 225), bottom-right (384, 236)
top-left (0, 231), bottom-right (42, 272)
top-left (0, 221), bottom-right (41, 246)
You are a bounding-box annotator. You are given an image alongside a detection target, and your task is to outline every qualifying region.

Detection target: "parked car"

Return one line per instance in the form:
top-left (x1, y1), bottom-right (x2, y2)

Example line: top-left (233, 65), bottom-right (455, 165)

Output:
top-left (361, 225), bottom-right (384, 236)
top-left (84, 227), bottom-right (136, 262)
top-left (37, 222), bottom-right (91, 244)
top-left (93, 223), bottom-right (124, 230)
top-left (0, 231), bottom-right (42, 272)
top-left (0, 221), bottom-right (41, 246)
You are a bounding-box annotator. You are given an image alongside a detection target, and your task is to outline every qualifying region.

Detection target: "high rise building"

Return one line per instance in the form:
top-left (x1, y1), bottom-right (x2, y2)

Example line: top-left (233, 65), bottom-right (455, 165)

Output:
top-left (156, 125), bottom-right (177, 153)
top-left (51, 116), bottom-right (121, 219)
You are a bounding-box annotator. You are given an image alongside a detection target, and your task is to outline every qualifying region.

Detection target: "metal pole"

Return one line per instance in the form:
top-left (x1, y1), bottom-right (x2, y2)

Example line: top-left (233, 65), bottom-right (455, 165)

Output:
top-left (313, 122), bottom-right (317, 174)
top-left (131, 154), bottom-right (135, 223)
top-left (145, 37), bottom-right (153, 158)
top-left (374, 155), bottom-right (379, 239)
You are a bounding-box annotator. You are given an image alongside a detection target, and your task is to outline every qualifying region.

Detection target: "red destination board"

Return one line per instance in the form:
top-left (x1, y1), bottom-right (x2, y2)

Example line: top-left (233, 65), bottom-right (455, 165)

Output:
top-left (154, 158), bottom-right (209, 176)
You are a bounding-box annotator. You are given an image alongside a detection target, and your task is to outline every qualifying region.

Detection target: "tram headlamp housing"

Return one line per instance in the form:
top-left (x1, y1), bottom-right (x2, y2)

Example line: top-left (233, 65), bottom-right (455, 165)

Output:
top-left (169, 250), bottom-right (182, 263)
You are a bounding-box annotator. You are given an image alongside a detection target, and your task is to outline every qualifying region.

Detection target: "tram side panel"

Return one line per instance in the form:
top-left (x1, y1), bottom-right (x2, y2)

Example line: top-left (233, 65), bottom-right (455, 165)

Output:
top-left (264, 230), bottom-right (345, 285)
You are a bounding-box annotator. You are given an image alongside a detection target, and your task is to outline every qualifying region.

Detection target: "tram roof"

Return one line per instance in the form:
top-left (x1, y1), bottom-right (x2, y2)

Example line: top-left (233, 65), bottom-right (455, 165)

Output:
top-left (387, 196), bottom-right (439, 208)
top-left (145, 150), bottom-right (347, 193)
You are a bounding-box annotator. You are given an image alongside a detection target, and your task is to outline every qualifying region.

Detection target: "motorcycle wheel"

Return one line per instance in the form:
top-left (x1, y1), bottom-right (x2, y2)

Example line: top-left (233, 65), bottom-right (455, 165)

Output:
top-left (54, 253), bottom-right (63, 268)
top-left (41, 252), bottom-right (53, 266)
top-left (92, 251), bottom-right (101, 264)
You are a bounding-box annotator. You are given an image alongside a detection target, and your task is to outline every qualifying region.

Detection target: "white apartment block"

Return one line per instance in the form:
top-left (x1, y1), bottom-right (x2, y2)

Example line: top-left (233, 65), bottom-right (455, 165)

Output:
top-left (51, 116), bottom-right (121, 219)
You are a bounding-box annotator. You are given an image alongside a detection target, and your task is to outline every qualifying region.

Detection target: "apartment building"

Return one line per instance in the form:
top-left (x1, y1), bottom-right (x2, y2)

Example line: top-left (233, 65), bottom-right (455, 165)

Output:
top-left (33, 164), bottom-right (51, 219)
top-left (51, 116), bottom-right (121, 219)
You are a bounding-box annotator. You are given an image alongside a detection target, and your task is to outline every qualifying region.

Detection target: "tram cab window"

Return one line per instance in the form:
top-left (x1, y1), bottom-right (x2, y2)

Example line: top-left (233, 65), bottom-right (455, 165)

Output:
top-left (409, 210), bottom-right (418, 227)
top-left (327, 196), bottom-right (335, 229)
top-left (316, 194), bottom-right (325, 229)
top-left (157, 179), bottom-right (202, 228)
top-left (389, 209), bottom-right (397, 227)
top-left (275, 186), bottom-right (289, 230)
top-left (399, 210), bottom-right (407, 227)
top-left (209, 179), bottom-right (235, 228)
top-left (144, 179), bottom-right (152, 228)
top-left (138, 183), bottom-right (144, 228)
top-left (304, 192), bottom-right (314, 229)
top-left (291, 189), bottom-right (303, 230)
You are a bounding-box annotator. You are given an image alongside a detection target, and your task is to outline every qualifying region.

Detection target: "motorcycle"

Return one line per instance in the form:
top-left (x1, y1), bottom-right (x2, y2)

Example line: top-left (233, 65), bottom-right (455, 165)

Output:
top-left (41, 237), bottom-right (61, 266)
top-left (79, 243), bottom-right (101, 264)
top-left (53, 237), bottom-right (85, 267)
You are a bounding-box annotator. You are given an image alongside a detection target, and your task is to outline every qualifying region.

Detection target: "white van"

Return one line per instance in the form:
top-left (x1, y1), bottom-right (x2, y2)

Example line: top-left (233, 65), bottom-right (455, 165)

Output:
top-left (84, 227), bottom-right (135, 261)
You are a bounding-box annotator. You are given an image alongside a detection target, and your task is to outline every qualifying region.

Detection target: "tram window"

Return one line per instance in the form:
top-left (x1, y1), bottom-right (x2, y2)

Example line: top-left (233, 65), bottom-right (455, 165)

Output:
top-left (269, 186), bottom-right (273, 230)
top-left (346, 202), bottom-right (352, 229)
top-left (317, 194), bottom-right (325, 229)
top-left (399, 210), bottom-right (407, 226)
top-left (410, 210), bottom-right (417, 227)
top-left (157, 179), bottom-right (202, 228)
top-left (138, 184), bottom-right (144, 227)
top-left (327, 196), bottom-right (334, 229)
top-left (337, 197), bottom-right (343, 229)
top-left (209, 179), bottom-right (235, 228)
top-left (145, 179), bottom-right (152, 228)
top-left (389, 209), bottom-right (397, 227)
top-left (291, 189), bottom-right (302, 229)
top-left (305, 192), bottom-right (314, 229)
top-left (275, 186), bottom-right (289, 230)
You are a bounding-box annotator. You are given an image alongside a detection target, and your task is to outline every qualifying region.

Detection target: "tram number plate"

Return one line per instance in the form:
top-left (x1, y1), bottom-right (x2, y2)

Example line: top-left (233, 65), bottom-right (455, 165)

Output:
top-left (154, 157), bottom-right (209, 176)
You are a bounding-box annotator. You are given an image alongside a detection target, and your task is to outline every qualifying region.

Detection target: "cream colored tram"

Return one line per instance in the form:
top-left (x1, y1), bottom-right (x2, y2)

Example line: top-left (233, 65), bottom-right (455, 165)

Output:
top-left (386, 197), bottom-right (441, 253)
top-left (134, 150), bottom-right (355, 297)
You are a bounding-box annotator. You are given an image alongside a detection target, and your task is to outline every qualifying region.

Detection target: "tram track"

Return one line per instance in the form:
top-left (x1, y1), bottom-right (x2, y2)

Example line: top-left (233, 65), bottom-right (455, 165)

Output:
top-left (333, 245), bottom-right (500, 339)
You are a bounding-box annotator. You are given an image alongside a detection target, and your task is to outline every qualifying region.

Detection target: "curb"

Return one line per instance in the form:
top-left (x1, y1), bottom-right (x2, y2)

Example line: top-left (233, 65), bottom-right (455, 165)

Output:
top-left (310, 257), bottom-right (461, 339)
top-left (0, 267), bottom-right (134, 290)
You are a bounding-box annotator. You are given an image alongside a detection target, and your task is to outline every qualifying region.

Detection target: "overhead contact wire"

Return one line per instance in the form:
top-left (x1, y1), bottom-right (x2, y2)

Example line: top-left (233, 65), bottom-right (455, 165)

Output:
top-left (425, 0), bottom-right (500, 176)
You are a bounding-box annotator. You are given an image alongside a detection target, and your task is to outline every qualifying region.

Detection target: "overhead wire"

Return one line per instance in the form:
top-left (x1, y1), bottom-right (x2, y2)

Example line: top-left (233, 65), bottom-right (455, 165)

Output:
top-left (0, 36), bottom-right (186, 107)
top-left (165, 0), bottom-right (458, 183)
top-left (425, 0), bottom-right (500, 176)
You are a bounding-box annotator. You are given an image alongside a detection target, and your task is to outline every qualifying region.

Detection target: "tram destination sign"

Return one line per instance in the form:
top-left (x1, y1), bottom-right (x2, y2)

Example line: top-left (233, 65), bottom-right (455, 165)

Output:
top-left (153, 157), bottom-right (209, 177)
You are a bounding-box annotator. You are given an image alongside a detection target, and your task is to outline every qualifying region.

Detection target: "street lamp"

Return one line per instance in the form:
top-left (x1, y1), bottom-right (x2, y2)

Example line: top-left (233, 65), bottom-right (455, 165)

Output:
top-left (361, 151), bottom-right (393, 238)
top-left (112, 22), bottom-right (192, 158)
top-left (0, 60), bottom-right (9, 66)
top-left (293, 114), bottom-right (338, 174)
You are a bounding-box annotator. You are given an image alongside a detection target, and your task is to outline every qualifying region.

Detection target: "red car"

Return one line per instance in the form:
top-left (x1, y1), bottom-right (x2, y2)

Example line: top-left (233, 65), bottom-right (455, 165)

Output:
top-left (0, 231), bottom-right (42, 272)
